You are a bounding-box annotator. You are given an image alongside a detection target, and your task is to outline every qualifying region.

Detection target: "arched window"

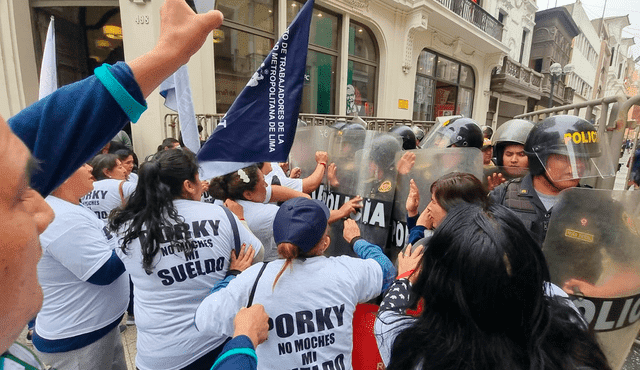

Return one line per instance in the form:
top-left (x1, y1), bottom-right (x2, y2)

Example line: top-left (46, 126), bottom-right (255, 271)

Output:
top-left (413, 49), bottom-right (475, 121)
top-left (346, 21), bottom-right (378, 116)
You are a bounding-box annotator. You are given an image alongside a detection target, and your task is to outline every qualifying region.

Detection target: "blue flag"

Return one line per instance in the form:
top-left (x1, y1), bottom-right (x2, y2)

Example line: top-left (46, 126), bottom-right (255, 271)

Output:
top-left (197, 0), bottom-right (314, 179)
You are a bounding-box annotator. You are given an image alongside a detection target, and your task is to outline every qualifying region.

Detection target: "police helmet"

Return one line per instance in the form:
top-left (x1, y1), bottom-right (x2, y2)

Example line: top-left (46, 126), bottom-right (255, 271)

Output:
top-left (368, 134), bottom-right (402, 170)
top-left (524, 116), bottom-right (602, 177)
top-left (389, 125), bottom-right (417, 150)
top-left (421, 117), bottom-right (483, 149)
top-left (341, 123), bottom-right (366, 132)
top-left (411, 126), bottom-right (426, 143)
top-left (492, 119), bottom-right (535, 166)
top-left (480, 125), bottom-right (494, 139)
top-left (331, 120), bottom-right (348, 131)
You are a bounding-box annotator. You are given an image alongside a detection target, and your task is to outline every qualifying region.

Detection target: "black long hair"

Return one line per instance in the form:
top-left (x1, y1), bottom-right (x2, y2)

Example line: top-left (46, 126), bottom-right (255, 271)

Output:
top-left (386, 203), bottom-right (611, 370)
top-left (109, 149), bottom-right (199, 273)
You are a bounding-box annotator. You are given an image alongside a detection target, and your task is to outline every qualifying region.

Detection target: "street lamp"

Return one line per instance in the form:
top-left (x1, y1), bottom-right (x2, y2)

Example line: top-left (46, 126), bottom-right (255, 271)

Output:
top-left (548, 62), bottom-right (574, 108)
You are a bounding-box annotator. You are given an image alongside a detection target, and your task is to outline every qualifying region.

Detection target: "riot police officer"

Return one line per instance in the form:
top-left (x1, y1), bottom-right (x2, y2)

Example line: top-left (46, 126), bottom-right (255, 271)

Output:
top-left (485, 119), bottom-right (535, 190)
top-left (389, 125), bottom-right (417, 150)
top-left (420, 117), bottom-right (483, 149)
top-left (490, 115), bottom-right (613, 245)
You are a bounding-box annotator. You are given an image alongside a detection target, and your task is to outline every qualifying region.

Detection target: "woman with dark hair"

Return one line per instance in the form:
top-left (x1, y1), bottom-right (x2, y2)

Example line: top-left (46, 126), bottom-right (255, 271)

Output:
top-left (375, 203), bottom-right (611, 370)
top-left (81, 154), bottom-right (135, 223)
top-left (114, 148), bottom-right (139, 183)
top-left (405, 172), bottom-right (487, 246)
top-left (209, 165), bottom-right (362, 261)
top-left (209, 165), bottom-right (279, 261)
top-left (109, 149), bottom-right (264, 370)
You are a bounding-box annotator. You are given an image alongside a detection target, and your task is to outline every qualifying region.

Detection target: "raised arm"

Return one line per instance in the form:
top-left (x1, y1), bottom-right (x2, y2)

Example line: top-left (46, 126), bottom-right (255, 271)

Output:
top-left (9, 0), bottom-right (223, 196)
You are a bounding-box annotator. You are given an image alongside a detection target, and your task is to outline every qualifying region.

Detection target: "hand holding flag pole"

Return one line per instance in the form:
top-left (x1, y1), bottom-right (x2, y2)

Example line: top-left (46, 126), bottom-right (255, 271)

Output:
top-left (197, 0), bottom-right (315, 180)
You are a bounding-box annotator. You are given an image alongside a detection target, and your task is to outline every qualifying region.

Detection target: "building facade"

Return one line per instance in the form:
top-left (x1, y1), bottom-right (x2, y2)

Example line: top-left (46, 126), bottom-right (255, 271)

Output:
top-left (563, 1), bottom-right (599, 116)
top-left (3, 0), bottom-right (511, 158)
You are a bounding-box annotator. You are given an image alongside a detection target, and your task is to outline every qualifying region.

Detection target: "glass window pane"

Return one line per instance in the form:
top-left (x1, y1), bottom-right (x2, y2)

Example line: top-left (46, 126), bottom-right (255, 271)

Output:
top-left (348, 23), bottom-right (376, 62)
top-left (416, 50), bottom-right (436, 77)
top-left (459, 65), bottom-right (475, 88)
top-left (436, 57), bottom-right (459, 83)
top-left (217, 0), bottom-right (274, 32)
top-left (300, 50), bottom-right (336, 114)
top-left (413, 75), bottom-right (436, 121)
top-left (287, 0), bottom-right (338, 50)
top-left (457, 87), bottom-right (474, 117)
top-left (346, 60), bottom-right (376, 116)
top-left (215, 26), bottom-right (274, 113)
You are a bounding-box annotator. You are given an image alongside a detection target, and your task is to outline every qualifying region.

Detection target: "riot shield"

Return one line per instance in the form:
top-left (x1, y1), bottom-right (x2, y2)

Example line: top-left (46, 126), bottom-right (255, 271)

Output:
top-left (289, 125), bottom-right (333, 178)
top-left (543, 188), bottom-right (640, 370)
top-left (390, 148), bottom-right (483, 258)
top-left (324, 131), bottom-right (402, 257)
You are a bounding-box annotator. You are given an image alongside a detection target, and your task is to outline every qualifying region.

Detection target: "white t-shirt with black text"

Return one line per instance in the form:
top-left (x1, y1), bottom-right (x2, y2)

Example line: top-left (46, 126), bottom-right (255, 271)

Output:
top-left (36, 196), bottom-right (129, 340)
top-left (117, 199), bottom-right (262, 370)
top-left (195, 255), bottom-right (383, 370)
top-left (81, 179), bottom-right (136, 223)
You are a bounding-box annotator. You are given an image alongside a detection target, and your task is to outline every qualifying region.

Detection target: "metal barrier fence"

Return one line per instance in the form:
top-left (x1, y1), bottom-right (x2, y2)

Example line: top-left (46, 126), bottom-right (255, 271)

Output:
top-left (164, 113), bottom-right (435, 140)
top-left (515, 94), bottom-right (640, 190)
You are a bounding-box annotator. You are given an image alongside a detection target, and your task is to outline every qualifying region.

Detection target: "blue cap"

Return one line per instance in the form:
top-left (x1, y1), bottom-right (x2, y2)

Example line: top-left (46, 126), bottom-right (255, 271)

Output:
top-left (273, 197), bottom-right (330, 253)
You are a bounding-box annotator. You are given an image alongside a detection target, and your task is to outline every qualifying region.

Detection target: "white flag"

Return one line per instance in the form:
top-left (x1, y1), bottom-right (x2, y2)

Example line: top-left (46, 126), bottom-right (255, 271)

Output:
top-left (39, 16), bottom-right (57, 99)
top-left (159, 65), bottom-right (201, 153)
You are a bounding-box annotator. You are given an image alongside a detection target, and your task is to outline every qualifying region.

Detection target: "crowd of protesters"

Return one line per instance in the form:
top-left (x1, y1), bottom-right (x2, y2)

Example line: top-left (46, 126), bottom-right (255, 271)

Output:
top-left (0, 1), bottom-right (636, 370)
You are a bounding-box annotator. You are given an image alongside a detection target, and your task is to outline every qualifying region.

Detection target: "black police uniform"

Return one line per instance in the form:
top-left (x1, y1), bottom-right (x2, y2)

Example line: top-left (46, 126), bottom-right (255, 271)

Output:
top-left (490, 174), bottom-right (550, 245)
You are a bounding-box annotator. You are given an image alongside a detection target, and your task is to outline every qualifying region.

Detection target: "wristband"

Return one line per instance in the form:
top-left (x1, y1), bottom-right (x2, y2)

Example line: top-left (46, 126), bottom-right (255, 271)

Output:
top-left (225, 269), bottom-right (242, 278)
top-left (397, 269), bottom-right (415, 280)
top-left (318, 162), bottom-right (327, 168)
top-left (349, 235), bottom-right (364, 249)
top-left (94, 64), bottom-right (147, 123)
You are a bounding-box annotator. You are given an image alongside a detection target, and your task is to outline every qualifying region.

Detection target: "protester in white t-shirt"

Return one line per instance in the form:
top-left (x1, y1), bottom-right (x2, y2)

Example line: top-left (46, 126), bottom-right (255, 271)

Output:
top-left (114, 148), bottom-right (138, 184)
top-left (209, 165), bottom-right (280, 261)
top-left (259, 151), bottom-right (328, 194)
top-left (195, 197), bottom-right (396, 370)
top-left (80, 154), bottom-right (136, 223)
top-left (34, 163), bottom-right (130, 369)
top-left (109, 149), bottom-right (264, 370)
top-left (209, 165), bottom-right (365, 262)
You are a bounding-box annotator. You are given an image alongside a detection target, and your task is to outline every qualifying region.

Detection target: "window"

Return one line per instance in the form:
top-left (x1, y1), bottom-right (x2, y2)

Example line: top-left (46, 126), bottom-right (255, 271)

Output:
top-left (346, 21), bottom-right (378, 116)
top-left (498, 11), bottom-right (506, 24)
top-left (412, 49), bottom-right (475, 121)
top-left (519, 30), bottom-right (528, 64)
top-left (214, 0), bottom-right (276, 113)
top-left (214, 0), bottom-right (379, 115)
top-left (288, 1), bottom-right (340, 114)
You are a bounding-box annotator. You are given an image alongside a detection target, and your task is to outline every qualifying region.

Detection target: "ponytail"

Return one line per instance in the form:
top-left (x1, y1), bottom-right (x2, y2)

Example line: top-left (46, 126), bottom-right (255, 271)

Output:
top-left (109, 149), bottom-right (198, 273)
top-left (272, 238), bottom-right (327, 289)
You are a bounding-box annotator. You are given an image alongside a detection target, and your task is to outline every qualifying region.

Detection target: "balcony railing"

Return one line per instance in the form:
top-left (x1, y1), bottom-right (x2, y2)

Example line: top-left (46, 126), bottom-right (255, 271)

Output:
top-left (491, 56), bottom-right (544, 98)
top-left (541, 74), bottom-right (574, 105)
top-left (435, 0), bottom-right (503, 41)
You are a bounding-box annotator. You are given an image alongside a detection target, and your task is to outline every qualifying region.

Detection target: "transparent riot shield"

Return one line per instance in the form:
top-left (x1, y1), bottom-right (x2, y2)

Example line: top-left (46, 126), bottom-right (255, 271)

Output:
top-left (324, 131), bottom-right (402, 257)
top-left (543, 188), bottom-right (640, 370)
top-left (289, 125), bottom-right (333, 178)
top-left (390, 148), bottom-right (483, 259)
top-left (288, 125), bottom-right (334, 200)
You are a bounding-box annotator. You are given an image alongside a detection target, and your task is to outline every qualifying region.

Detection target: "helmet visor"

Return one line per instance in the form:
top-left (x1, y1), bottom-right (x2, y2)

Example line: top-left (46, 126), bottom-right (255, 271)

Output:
top-left (535, 133), bottom-right (616, 181)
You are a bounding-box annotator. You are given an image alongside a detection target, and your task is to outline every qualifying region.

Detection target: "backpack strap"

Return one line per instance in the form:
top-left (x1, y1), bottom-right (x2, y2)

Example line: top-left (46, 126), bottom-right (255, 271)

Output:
top-left (221, 206), bottom-right (242, 257)
top-left (248, 262), bottom-right (270, 307)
